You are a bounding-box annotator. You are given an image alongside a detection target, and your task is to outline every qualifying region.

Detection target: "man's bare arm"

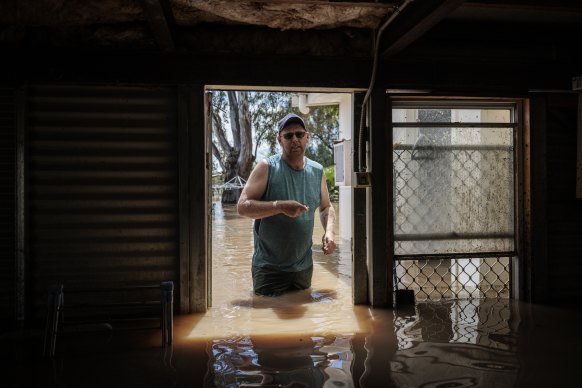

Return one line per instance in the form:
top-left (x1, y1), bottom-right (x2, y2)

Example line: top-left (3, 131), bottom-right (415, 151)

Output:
top-left (320, 206), bottom-right (336, 234)
top-left (319, 173), bottom-right (337, 255)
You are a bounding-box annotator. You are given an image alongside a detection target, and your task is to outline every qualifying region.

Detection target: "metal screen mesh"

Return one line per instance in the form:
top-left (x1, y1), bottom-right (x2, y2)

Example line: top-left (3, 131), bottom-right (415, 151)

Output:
top-left (393, 143), bottom-right (514, 255)
top-left (392, 106), bottom-right (516, 300)
top-left (394, 257), bottom-right (510, 301)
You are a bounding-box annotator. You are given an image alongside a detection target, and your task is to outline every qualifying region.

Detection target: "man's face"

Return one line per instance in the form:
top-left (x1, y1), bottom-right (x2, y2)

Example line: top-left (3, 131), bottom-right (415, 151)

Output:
top-left (278, 123), bottom-right (309, 155)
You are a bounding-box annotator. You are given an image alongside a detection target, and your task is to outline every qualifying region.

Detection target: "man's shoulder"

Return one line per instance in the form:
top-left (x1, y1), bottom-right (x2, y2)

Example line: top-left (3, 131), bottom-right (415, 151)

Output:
top-left (305, 157), bottom-right (323, 171)
top-left (265, 154), bottom-right (281, 165)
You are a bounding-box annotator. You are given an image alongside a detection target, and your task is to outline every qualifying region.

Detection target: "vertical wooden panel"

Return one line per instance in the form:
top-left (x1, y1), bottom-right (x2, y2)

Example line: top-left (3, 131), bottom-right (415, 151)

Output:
top-left (205, 91), bottom-right (213, 308)
top-left (386, 96), bottom-right (395, 306)
top-left (352, 92), bottom-right (368, 305)
top-left (16, 87), bottom-right (27, 323)
top-left (544, 93), bottom-right (582, 306)
top-left (178, 86), bottom-right (191, 313)
top-left (515, 99), bottom-right (530, 301)
top-left (0, 87), bottom-right (16, 327)
top-left (529, 95), bottom-right (548, 304)
top-left (577, 94), bottom-right (582, 198)
top-left (369, 87), bottom-right (390, 307)
top-left (27, 85), bottom-right (180, 319)
top-left (189, 85), bottom-right (208, 313)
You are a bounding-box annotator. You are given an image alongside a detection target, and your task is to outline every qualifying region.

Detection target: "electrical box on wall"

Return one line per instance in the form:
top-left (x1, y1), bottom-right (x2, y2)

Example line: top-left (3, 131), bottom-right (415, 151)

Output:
top-left (333, 139), bottom-right (352, 186)
top-left (353, 172), bottom-right (372, 188)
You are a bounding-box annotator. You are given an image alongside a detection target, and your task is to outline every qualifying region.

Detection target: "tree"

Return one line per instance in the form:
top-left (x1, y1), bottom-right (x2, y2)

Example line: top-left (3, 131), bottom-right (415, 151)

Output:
top-left (211, 91), bottom-right (291, 203)
top-left (211, 91), bottom-right (254, 203)
top-left (302, 105), bottom-right (339, 167)
top-left (211, 91), bottom-right (340, 204)
top-left (248, 92), bottom-right (292, 160)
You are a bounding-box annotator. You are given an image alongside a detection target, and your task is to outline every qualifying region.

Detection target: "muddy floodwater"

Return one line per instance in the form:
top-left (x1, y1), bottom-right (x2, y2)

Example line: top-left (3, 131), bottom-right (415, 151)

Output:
top-left (205, 202), bottom-right (358, 385)
top-left (5, 203), bottom-right (582, 387)
top-left (195, 203), bottom-right (581, 387)
top-left (208, 202), bottom-right (353, 334)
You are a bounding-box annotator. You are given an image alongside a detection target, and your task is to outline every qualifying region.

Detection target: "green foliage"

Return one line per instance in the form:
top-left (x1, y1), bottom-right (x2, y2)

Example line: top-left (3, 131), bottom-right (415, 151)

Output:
top-left (302, 105), bottom-right (339, 167)
top-left (211, 91), bottom-right (341, 174)
top-left (248, 92), bottom-right (292, 160)
top-left (324, 166), bottom-right (339, 202)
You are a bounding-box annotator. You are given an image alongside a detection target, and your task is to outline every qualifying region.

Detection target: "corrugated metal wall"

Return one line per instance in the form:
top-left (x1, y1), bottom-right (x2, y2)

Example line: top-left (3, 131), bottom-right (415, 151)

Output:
top-left (545, 94), bottom-right (582, 306)
top-left (0, 87), bottom-right (16, 327)
top-left (27, 85), bottom-right (180, 320)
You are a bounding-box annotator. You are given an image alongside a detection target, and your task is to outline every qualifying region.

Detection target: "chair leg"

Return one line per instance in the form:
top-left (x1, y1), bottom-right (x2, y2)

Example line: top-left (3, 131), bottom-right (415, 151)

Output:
top-left (43, 284), bottom-right (63, 357)
top-left (160, 281), bottom-right (174, 346)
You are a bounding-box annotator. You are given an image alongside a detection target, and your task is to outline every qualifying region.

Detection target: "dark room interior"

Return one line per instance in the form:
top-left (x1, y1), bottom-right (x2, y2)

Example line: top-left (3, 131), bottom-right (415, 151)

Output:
top-left (1, 1), bottom-right (582, 387)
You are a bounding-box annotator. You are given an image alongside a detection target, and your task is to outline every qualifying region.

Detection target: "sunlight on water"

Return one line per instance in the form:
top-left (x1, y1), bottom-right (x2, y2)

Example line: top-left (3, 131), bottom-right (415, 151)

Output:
top-left (185, 202), bottom-right (522, 388)
top-left (207, 333), bottom-right (358, 388)
top-left (189, 202), bottom-right (360, 338)
top-left (190, 202), bottom-right (362, 387)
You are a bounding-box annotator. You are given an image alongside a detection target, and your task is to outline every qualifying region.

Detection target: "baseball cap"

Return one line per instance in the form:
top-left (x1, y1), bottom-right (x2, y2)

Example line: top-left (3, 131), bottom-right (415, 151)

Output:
top-left (277, 113), bottom-right (306, 133)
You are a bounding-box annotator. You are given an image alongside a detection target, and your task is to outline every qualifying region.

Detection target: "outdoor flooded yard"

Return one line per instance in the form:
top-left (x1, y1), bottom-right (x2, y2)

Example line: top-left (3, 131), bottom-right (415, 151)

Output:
top-left (205, 201), bottom-right (359, 335)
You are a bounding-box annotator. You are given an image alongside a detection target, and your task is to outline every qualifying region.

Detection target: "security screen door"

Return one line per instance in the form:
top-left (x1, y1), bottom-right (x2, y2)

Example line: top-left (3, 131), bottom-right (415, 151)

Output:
top-left (392, 100), bottom-right (518, 300)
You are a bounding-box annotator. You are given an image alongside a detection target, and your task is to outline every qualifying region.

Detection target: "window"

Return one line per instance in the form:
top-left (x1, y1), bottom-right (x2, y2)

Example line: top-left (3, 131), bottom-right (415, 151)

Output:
top-left (392, 101), bottom-right (518, 300)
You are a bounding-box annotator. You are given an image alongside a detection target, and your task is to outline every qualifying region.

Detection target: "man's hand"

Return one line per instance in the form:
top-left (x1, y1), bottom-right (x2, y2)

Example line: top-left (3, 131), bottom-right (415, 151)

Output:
top-left (277, 200), bottom-right (309, 218)
top-left (322, 232), bottom-right (336, 255)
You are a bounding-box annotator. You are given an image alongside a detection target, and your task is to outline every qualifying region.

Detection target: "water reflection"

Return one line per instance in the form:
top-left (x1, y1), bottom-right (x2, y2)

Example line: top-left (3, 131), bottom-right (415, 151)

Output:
top-left (207, 202), bottom-right (520, 388)
top-left (392, 299), bottom-right (519, 388)
top-left (206, 203), bottom-right (356, 337)
top-left (208, 334), bottom-right (354, 388)
top-left (206, 203), bottom-right (357, 387)
top-left (211, 202), bottom-right (350, 307)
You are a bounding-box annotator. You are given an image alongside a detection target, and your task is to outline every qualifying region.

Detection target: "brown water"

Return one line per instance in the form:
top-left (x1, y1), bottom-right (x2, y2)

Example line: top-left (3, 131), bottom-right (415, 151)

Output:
top-left (5, 203), bottom-right (582, 387)
top-left (204, 202), bottom-right (360, 386)
top-left (199, 204), bottom-right (516, 387)
top-left (207, 203), bottom-right (353, 335)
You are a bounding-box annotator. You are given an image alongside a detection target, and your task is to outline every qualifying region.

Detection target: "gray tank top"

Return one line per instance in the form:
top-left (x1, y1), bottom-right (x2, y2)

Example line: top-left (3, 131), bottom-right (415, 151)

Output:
top-left (253, 154), bottom-right (323, 271)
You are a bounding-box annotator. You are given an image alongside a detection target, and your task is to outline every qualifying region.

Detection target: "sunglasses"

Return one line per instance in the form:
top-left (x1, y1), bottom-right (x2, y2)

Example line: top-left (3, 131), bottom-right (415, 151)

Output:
top-left (281, 131), bottom-right (307, 140)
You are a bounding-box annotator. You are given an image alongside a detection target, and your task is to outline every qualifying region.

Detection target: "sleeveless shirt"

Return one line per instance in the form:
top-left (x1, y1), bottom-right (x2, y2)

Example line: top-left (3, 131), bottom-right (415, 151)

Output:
top-left (252, 154), bottom-right (323, 271)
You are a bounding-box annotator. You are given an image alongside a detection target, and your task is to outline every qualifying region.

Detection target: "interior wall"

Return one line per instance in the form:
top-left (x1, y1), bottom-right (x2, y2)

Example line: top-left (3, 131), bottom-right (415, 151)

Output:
top-left (0, 87), bottom-right (16, 328)
top-left (0, 50), bottom-right (581, 324)
top-left (544, 93), bottom-right (582, 308)
top-left (24, 85), bottom-right (182, 323)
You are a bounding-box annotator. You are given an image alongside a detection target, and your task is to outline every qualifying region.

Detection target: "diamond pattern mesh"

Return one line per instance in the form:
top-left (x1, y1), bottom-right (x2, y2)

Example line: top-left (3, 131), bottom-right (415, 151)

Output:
top-left (394, 257), bottom-right (510, 301)
top-left (393, 146), bottom-right (514, 255)
top-left (392, 108), bottom-right (515, 300)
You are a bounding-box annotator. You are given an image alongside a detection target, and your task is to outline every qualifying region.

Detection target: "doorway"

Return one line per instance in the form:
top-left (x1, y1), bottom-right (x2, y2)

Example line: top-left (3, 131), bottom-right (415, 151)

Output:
top-left (206, 88), bottom-right (355, 310)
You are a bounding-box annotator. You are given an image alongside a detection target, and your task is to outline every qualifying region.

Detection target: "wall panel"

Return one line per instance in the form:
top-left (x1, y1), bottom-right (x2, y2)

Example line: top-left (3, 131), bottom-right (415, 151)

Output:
top-left (545, 94), bottom-right (582, 306)
top-left (27, 85), bottom-right (180, 320)
top-left (0, 87), bottom-right (16, 327)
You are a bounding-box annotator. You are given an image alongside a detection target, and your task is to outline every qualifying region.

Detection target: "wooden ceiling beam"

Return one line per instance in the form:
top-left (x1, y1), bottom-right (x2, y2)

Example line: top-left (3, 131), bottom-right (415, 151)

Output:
top-left (380, 0), bottom-right (465, 59)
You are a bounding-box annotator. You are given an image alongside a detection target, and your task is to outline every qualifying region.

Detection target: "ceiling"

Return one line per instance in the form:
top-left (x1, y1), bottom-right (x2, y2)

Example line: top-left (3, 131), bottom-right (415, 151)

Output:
top-left (1, 0), bottom-right (582, 63)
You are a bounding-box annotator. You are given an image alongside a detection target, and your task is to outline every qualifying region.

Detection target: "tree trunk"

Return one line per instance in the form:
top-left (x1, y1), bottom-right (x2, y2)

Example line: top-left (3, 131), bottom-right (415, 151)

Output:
top-left (211, 91), bottom-right (261, 204)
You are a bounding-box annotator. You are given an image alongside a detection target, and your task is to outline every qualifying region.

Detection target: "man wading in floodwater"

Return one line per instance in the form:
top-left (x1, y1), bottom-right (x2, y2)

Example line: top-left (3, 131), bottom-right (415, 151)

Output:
top-left (237, 113), bottom-right (337, 297)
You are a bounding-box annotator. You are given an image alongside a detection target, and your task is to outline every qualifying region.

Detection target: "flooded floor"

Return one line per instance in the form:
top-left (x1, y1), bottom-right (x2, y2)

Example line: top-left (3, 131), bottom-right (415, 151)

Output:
top-left (3, 203), bottom-right (582, 387)
top-left (205, 202), bottom-right (355, 337)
